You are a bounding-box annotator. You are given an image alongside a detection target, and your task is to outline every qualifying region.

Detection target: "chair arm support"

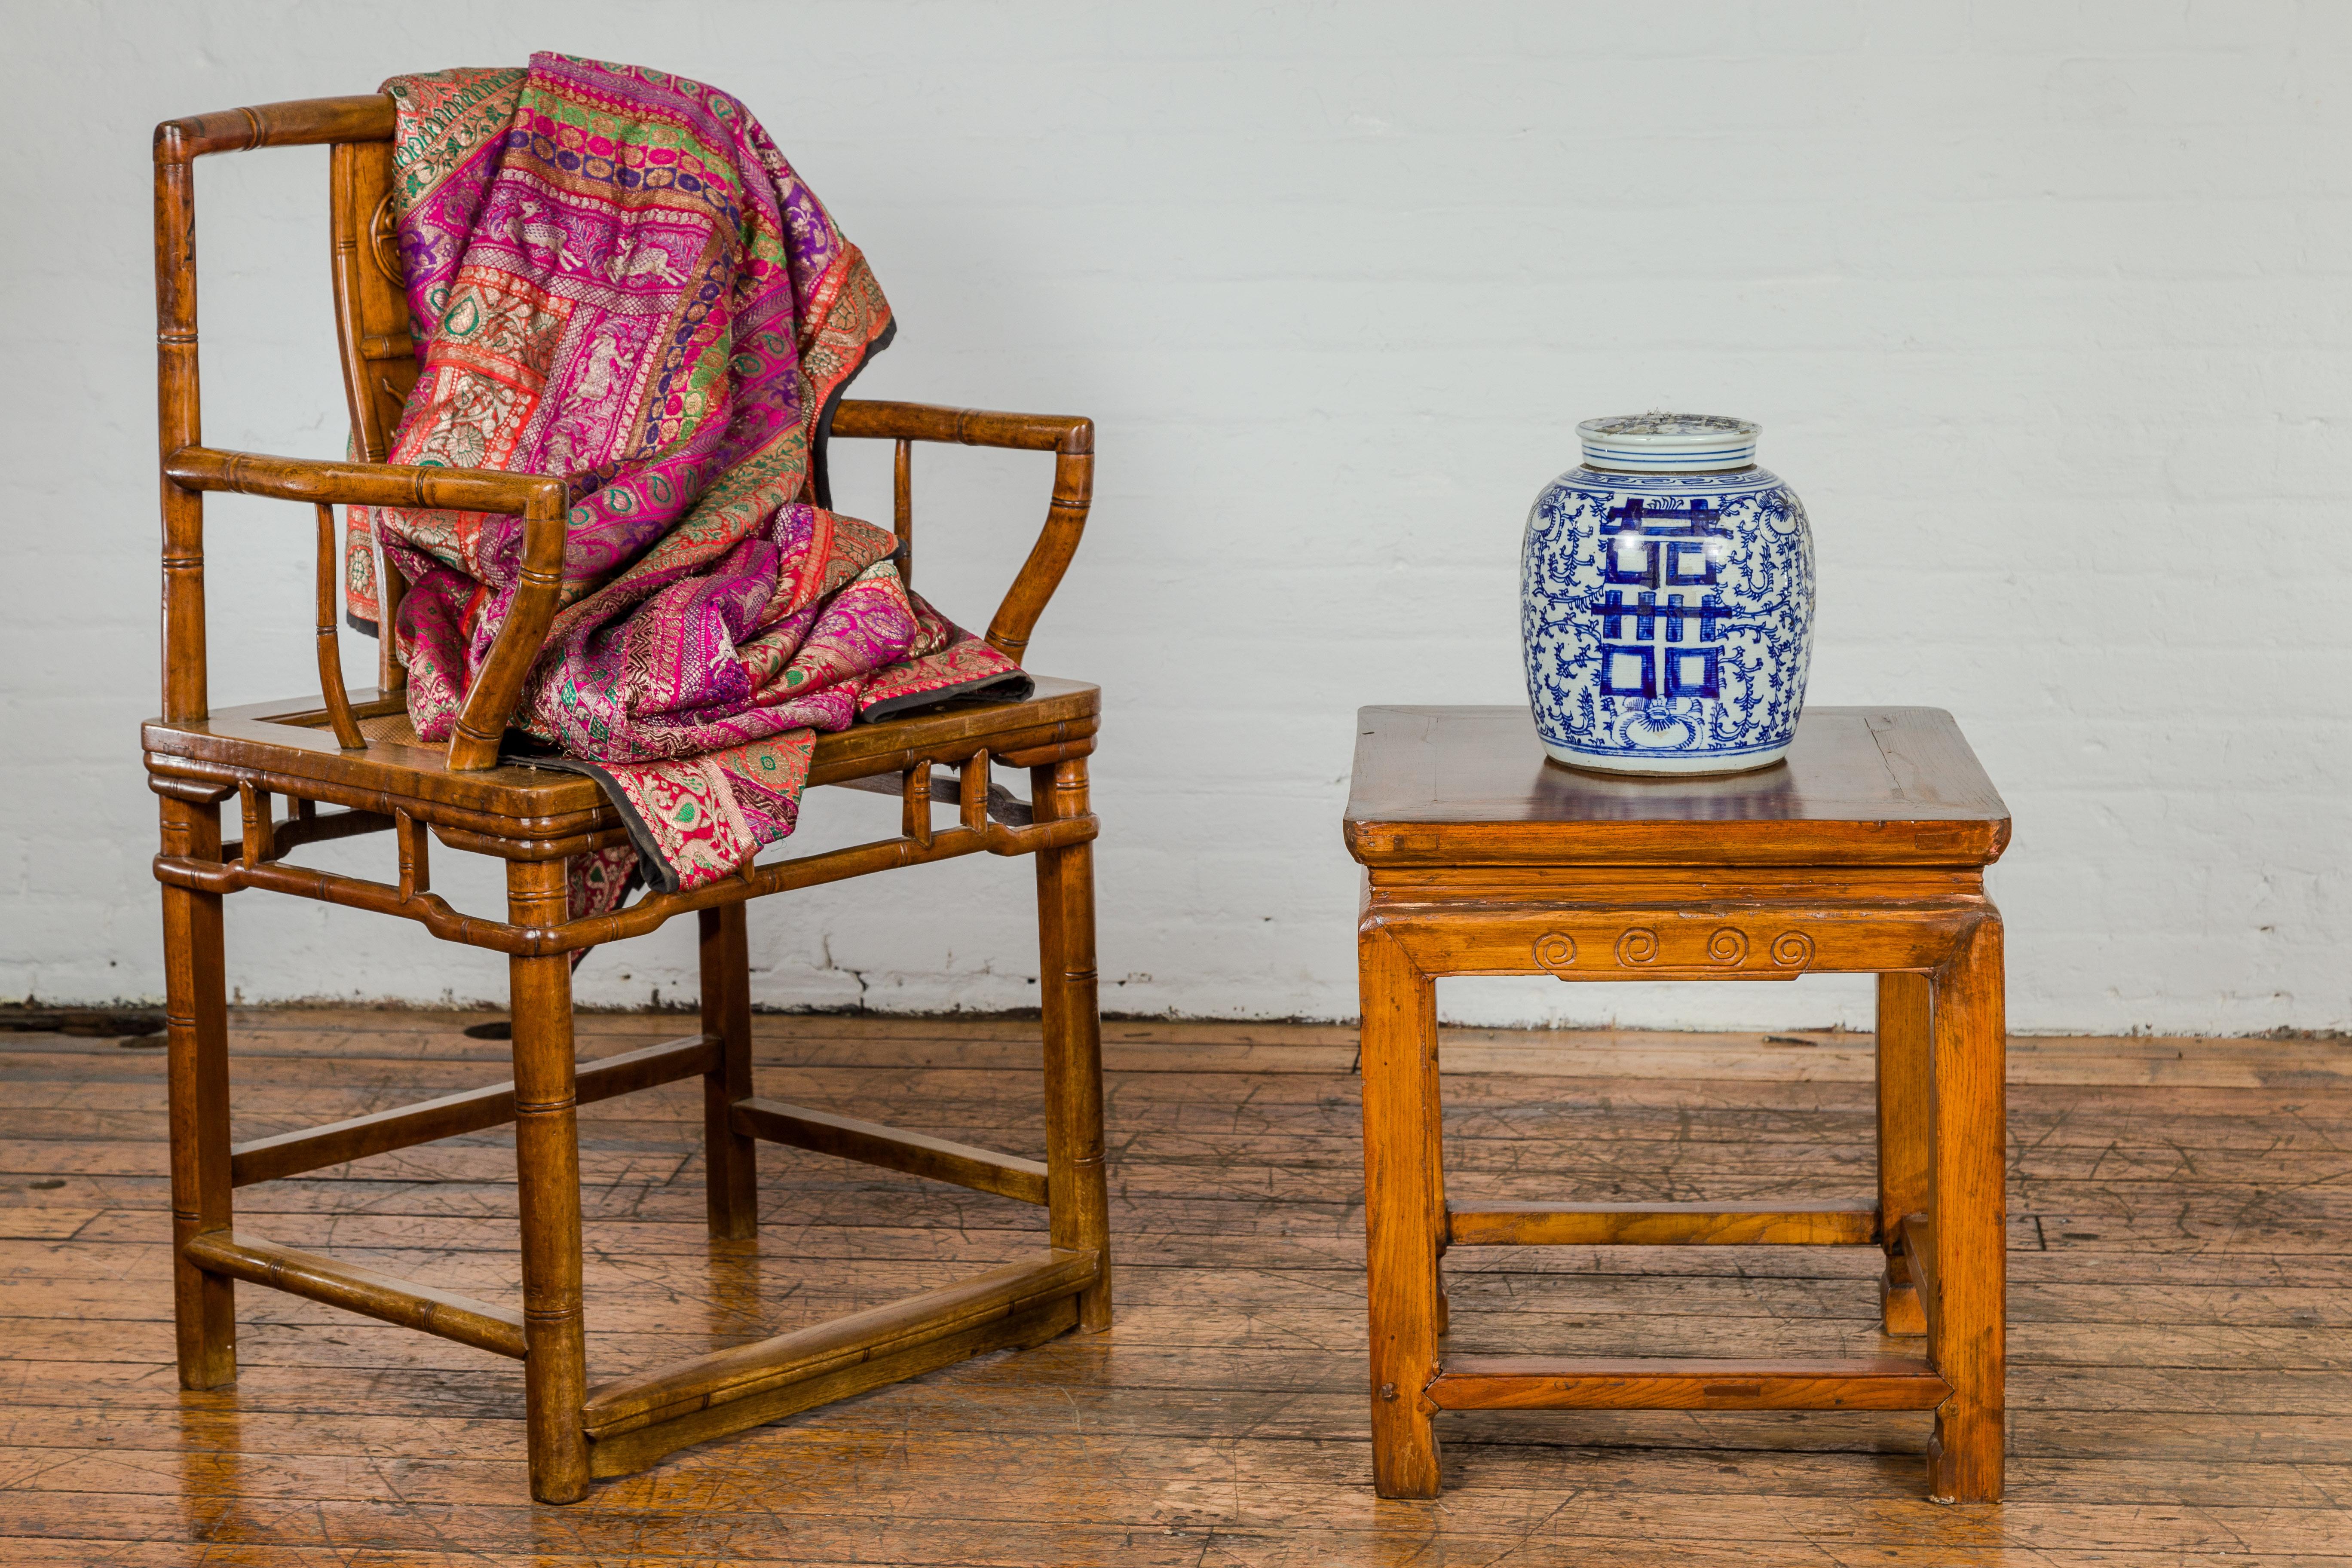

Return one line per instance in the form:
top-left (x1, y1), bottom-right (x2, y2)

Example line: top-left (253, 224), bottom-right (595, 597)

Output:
top-left (827, 401), bottom-right (1095, 662)
top-left (162, 446), bottom-right (568, 772)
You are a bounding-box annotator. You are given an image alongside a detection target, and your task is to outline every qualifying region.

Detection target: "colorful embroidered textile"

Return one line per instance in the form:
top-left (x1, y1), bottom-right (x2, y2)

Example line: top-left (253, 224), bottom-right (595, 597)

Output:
top-left (345, 55), bottom-right (1027, 900)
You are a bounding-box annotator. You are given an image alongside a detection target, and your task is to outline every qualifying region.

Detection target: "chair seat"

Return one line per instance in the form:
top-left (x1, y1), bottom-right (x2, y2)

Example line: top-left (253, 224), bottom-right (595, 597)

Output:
top-left (143, 677), bottom-right (1100, 830)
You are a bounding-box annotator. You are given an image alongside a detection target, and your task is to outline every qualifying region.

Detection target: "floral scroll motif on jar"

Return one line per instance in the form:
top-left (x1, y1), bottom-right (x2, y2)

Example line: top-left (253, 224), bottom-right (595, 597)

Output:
top-left (1520, 413), bottom-right (1816, 776)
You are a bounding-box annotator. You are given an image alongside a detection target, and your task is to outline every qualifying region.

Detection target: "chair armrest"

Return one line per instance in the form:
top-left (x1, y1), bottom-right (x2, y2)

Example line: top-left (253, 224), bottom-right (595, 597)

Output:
top-left (162, 446), bottom-right (567, 771)
top-left (163, 445), bottom-right (562, 517)
top-left (827, 401), bottom-right (1094, 661)
top-left (830, 400), bottom-right (1089, 454)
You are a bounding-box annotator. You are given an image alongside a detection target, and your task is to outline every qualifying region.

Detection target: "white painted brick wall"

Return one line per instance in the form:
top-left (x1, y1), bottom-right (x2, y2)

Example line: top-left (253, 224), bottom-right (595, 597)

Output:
top-left (3, 1), bottom-right (2345, 1033)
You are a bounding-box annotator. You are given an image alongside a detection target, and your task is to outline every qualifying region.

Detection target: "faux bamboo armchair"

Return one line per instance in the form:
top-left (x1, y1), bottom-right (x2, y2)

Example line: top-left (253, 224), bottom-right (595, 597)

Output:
top-left (145, 95), bottom-right (1111, 1504)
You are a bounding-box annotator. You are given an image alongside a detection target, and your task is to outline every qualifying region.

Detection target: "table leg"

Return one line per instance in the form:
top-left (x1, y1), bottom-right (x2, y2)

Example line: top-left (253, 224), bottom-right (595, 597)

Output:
top-left (1877, 972), bottom-right (1932, 1335)
top-left (1421, 972), bottom-right (1449, 1339)
top-left (1928, 917), bottom-right (2006, 1504)
top-left (1359, 929), bottom-right (1443, 1498)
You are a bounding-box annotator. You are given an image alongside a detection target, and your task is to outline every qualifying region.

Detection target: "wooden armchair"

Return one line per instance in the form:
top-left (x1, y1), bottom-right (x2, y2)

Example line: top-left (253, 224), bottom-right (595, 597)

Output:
top-left (144, 95), bottom-right (1110, 1503)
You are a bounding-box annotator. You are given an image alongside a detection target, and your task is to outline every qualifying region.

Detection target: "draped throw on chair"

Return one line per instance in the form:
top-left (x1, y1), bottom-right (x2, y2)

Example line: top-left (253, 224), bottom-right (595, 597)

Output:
top-left (344, 54), bottom-right (1028, 901)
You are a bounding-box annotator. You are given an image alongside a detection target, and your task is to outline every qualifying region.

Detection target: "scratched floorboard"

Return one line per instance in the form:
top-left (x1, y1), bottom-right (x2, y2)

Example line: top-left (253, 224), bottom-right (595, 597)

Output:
top-left (2, 1010), bottom-right (2349, 1565)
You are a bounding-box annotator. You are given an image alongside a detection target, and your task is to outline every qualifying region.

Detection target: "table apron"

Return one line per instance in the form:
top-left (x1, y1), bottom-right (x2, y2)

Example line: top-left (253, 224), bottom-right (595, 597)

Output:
top-left (1363, 900), bottom-right (1990, 979)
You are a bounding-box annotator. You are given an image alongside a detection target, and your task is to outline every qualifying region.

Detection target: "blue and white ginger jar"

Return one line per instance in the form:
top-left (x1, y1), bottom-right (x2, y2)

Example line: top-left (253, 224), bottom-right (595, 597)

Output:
top-left (1521, 413), bottom-right (1815, 775)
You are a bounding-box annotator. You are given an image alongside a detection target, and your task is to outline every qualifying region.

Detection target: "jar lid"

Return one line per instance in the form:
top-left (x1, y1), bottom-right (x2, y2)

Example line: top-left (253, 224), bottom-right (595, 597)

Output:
top-left (1578, 412), bottom-right (1758, 473)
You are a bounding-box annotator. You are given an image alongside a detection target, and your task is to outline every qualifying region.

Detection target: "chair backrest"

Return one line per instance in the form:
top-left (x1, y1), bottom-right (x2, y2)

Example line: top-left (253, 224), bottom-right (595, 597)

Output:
top-left (325, 124), bottom-right (417, 464)
top-left (157, 93), bottom-right (564, 759)
top-left (155, 92), bottom-right (1092, 755)
top-left (319, 109), bottom-right (418, 698)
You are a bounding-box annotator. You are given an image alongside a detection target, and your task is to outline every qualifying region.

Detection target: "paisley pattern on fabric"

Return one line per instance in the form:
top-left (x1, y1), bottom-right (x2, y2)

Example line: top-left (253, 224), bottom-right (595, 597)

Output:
top-left (566, 844), bottom-right (641, 927)
top-left (349, 55), bottom-right (1028, 897)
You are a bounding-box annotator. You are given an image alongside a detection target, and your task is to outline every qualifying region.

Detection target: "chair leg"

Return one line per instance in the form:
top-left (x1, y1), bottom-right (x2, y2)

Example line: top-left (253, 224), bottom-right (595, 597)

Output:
top-left (508, 858), bottom-right (591, 1504)
top-left (160, 793), bottom-right (236, 1389)
top-left (1359, 927), bottom-right (1444, 1499)
top-left (699, 903), bottom-right (758, 1240)
top-left (1927, 918), bottom-right (2006, 1504)
top-left (1876, 971), bottom-right (1932, 1335)
top-left (1033, 760), bottom-right (1112, 1331)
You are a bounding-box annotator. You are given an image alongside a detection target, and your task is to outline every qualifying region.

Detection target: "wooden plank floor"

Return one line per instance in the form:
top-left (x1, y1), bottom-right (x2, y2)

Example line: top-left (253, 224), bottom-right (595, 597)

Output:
top-left (3, 1010), bottom-right (2349, 1565)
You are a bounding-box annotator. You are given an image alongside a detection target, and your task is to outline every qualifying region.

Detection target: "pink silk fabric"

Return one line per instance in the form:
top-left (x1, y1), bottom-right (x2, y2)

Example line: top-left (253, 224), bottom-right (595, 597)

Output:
top-left (343, 55), bottom-right (1026, 901)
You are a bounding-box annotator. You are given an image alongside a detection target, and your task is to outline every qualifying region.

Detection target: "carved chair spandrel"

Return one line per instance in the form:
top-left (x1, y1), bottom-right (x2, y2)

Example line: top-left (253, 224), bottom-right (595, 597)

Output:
top-left (146, 95), bottom-right (1111, 1504)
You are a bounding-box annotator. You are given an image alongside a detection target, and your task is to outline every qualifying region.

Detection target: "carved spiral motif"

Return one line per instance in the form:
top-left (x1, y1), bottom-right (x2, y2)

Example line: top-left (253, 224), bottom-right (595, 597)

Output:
top-left (1614, 928), bottom-right (1660, 966)
top-left (1770, 930), bottom-right (1816, 968)
top-left (1706, 927), bottom-right (1749, 966)
top-left (368, 192), bottom-right (401, 283)
top-left (1533, 933), bottom-right (1577, 971)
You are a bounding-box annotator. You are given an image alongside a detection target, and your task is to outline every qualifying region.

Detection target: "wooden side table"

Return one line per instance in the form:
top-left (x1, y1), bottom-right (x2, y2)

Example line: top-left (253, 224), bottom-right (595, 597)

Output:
top-left (1343, 705), bottom-right (2011, 1503)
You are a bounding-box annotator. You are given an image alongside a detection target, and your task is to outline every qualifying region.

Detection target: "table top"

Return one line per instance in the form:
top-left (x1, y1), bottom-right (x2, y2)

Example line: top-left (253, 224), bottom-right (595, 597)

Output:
top-left (1344, 705), bottom-right (2009, 868)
